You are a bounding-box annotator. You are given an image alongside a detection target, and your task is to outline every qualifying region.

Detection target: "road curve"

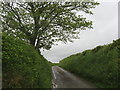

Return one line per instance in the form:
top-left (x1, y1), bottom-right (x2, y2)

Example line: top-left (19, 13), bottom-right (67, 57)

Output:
top-left (52, 66), bottom-right (98, 88)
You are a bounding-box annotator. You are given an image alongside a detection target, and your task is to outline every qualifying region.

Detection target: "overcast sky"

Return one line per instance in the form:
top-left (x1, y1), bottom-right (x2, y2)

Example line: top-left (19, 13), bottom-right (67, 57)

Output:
top-left (41, 0), bottom-right (119, 63)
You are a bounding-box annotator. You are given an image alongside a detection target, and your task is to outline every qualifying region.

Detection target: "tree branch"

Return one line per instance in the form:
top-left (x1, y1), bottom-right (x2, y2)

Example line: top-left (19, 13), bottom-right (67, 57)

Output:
top-left (7, 3), bottom-right (31, 37)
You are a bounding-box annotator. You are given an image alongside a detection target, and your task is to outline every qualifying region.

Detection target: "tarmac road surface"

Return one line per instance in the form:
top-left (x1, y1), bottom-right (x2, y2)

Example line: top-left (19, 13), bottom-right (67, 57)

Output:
top-left (52, 66), bottom-right (98, 88)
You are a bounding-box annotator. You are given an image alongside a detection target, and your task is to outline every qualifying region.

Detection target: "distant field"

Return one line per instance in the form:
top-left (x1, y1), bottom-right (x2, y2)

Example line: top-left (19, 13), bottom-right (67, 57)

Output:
top-left (59, 39), bottom-right (119, 88)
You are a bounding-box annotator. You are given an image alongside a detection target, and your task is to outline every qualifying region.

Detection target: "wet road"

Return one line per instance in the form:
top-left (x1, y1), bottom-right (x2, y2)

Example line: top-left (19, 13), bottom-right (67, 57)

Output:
top-left (52, 66), bottom-right (97, 88)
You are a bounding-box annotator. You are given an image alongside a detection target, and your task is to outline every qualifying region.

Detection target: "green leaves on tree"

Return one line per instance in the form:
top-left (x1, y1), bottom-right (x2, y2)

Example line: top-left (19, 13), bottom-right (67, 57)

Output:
top-left (0, 1), bottom-right (99, 51)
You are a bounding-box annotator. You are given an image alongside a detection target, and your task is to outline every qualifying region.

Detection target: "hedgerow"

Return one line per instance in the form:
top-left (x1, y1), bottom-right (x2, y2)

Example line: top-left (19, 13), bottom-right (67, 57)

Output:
top-left (2, 33), bottom-right (52, 88)
top-left (59, 39), bottom-right (119, 88)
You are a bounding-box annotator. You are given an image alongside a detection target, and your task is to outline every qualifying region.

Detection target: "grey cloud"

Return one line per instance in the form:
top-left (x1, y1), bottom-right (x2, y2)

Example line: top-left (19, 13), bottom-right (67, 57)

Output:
top-left (41, 2), bottom-right (118, 63)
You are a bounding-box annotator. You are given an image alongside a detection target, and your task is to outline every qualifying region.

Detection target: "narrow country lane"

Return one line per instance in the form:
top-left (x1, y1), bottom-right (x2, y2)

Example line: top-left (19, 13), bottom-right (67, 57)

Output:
top-left (52, 66), bottom-right (98, 88)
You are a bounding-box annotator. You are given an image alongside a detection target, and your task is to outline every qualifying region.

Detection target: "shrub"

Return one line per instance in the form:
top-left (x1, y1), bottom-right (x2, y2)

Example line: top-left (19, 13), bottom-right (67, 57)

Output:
top-left (59, 39), bottom-right (119, 88)
top-left (2, 33), bottom-right (52, 88)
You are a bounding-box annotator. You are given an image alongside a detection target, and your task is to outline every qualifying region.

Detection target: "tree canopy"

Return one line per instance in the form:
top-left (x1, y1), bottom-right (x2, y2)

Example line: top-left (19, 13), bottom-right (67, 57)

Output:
top-left (0, 1), bottom-right (99, 50)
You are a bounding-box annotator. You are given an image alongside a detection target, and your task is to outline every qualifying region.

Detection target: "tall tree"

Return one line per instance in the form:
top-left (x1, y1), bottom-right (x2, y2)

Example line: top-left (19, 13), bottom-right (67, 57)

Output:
top-left (0, 1), bottom-right (99, 51)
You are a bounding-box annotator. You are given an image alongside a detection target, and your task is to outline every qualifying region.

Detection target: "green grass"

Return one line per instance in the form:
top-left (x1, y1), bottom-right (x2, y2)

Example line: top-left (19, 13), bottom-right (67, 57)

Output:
top-left (59, 39), bottom-right (119, 88)
top-left (2, 33), bottom-right (52, 88)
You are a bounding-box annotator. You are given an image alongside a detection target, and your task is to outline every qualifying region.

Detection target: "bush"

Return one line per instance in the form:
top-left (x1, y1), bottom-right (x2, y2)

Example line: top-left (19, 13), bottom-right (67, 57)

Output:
top-left (2, 33), bottom-right (52, 88)
top-left (59, 39), bottom-right (119, 88)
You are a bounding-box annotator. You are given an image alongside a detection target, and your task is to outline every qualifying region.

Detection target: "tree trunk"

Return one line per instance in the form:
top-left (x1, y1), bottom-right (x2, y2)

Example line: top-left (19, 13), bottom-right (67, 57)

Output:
top-left (30, 38), bottom-right (41, 54)
top-left (30, 37), bottom-right (36, 46)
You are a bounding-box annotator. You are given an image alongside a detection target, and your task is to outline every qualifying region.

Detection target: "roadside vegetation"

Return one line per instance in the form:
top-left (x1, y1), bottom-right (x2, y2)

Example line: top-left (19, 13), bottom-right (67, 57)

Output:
top-left (1, 1), bottom-right (100, 88)
top-left (49, 62), bottom-right (59, 66)
top-left (2, 33), bottom-right (52, 88)
top-left (59, 39), bottom-right (119, 88)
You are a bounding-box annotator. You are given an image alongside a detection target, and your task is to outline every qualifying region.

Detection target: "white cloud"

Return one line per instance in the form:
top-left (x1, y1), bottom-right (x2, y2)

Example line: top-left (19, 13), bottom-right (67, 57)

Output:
top-left (96, 0), bottom-right (119, 2)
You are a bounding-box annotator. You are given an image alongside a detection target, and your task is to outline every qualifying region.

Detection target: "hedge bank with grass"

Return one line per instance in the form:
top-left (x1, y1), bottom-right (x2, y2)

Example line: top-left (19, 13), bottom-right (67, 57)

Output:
top-left (2, 33), bottom-right (52, 88)
top-left (59, 39), bottom-right (119, 88)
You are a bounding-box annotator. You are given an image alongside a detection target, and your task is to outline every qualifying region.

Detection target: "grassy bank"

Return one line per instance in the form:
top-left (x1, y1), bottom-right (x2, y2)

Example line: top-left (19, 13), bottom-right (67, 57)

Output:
top-left (59, 39), bottom-right (119, 88)
top-left (2, 33), bottom-right (52, 88)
